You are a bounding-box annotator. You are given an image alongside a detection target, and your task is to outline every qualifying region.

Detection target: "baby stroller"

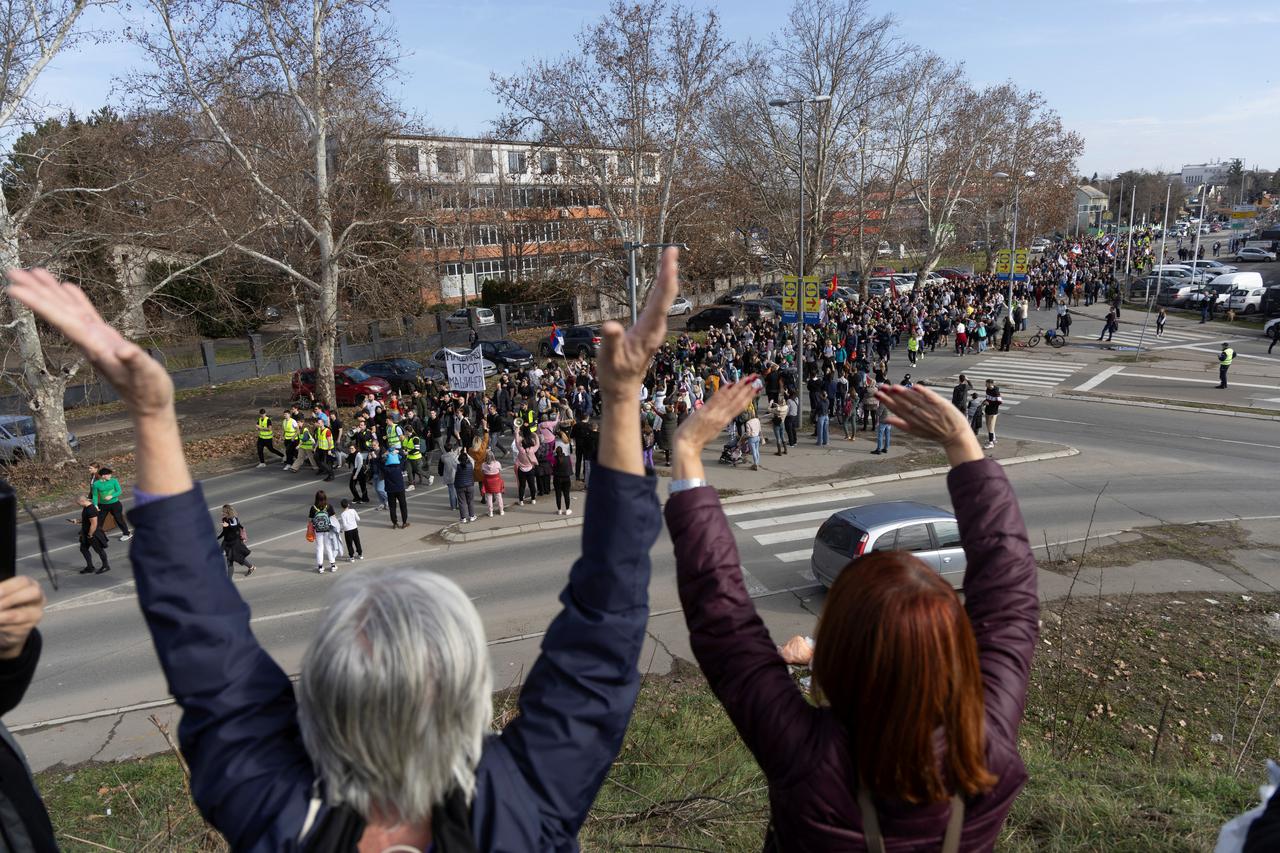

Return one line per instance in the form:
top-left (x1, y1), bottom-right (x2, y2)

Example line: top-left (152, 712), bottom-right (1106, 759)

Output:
top-left (718, 436), bottom-right (746, 466)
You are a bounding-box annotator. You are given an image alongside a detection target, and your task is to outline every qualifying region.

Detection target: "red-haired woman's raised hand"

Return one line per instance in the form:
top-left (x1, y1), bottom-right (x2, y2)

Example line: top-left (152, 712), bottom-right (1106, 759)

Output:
top-left (875, 384), bottom-right (983, 465)
top-left (7, 268), bottom-right (174, 419)
top-left (674, 378), bottom-right (757, 454)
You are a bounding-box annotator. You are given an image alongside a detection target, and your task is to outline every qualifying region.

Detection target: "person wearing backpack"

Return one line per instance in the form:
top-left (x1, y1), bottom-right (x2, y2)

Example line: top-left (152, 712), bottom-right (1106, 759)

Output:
top-left (308, 491), bottom-right (341, 574)
top-left (219, 504), bottom-right (256, 579)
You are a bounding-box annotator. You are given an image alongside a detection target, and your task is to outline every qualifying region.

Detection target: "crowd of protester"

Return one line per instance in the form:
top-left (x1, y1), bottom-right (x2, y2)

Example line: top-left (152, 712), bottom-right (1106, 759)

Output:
top-left (4, 249), bottom-right (1278, 851)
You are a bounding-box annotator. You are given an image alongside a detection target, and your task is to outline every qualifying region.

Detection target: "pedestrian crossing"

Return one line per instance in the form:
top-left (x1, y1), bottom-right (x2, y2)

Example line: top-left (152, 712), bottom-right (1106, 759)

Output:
top-left (939, 356), bottom-right (1086, 406)
top-left (1097, 326), bottom-right (1211, 348)
top-left (726, 492), bottom-right (881, 589)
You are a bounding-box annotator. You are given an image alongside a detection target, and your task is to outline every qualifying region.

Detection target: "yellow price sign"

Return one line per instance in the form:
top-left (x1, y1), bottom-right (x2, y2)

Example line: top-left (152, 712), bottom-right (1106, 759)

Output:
top-left (781, 275), bottom-right (799, 313)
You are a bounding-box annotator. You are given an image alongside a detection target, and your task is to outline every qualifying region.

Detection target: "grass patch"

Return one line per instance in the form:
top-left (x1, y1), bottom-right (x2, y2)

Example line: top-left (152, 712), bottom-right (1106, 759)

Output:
top-left (36, 586), bottom-right (1278, 850)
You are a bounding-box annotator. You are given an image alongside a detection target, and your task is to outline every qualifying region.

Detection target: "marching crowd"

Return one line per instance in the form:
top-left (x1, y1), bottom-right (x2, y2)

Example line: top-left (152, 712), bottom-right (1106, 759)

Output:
top-left (5, 253), bottom-right (1279, 852)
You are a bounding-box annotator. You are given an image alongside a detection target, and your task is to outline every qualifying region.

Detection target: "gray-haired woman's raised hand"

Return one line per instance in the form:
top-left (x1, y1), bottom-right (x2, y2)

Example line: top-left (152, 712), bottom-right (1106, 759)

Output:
top-left (874, 383), bottom-right (984, 467)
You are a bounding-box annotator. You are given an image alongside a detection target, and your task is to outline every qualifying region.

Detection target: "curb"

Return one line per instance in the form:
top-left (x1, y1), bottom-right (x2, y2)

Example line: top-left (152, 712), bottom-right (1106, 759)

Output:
top-left (1056, 393), bottom-right (1280, 422)
top-left (438, 445), bottom-right (1080, 543)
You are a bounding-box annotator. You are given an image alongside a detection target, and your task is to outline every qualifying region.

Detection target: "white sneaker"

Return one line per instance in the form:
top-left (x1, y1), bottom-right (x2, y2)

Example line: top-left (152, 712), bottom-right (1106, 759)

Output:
top-left (407, 485), bottom-right (416, 492)
top-left (985, 441), bottom-right (995, 449)
top-left (488, 509), bottom-right (493, 518)
top-left (282, 464), bottom-right (290, 470)
top-left (468, 516), bottom-right (477, 522)
top-left (565, 508), bottom-right (572, 516)
top-left (499, 509), bottom-right (505, 516)
top-left (330, 564), bottom-right (338, 573)
top-left (317, 566), bottom-right (325, 573)
top-left (256, 462), bottom-right (267, 468)
top-left (530, 499), bottom-right (536, 505)
top-left (356, 554), bottom-right (363, 560)
top-left (428, 476), bottom-right (435, 486)
top-left (120, 534), bottom-right (132, 542)
top-left (461, 517), bottom-right (470, 524)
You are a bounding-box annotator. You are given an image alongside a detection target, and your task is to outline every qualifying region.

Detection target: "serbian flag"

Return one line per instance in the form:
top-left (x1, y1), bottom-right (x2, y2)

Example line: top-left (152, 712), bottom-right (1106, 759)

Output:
top-left (1071, 243), bottom-right (1083, 255)
top-left (827, 273), bottom-right (838, 299)
top-left (549, 324), bottom-right (564, 356)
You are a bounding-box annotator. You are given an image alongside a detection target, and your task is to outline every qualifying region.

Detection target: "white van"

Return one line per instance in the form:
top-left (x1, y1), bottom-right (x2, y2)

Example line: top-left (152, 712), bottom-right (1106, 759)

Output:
top-left (1218, 271), bottom-right (1267, 314)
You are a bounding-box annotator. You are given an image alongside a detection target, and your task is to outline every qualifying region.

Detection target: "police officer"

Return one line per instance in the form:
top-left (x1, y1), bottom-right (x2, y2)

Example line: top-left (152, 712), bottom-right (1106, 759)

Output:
top-left (404, 427), bottom-right (425, 489)
top-left (281, 408), bottom-right (300, 471)
top-left (316, 417), bottom-right (336, 480)
top-left (255, 408), bottom-right (284, 467)
top-left (1217, 342), bottom-right (1235, 389)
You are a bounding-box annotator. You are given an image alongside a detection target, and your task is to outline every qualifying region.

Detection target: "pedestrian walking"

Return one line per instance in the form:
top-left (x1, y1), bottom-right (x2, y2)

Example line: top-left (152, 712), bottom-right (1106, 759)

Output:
top-left (744, 410), bottom-right (762, 468)
top-left (91, 467), bottom-right (132, 541)
top-left (481, 451), bottom-right (506, 517)
top-left (439, 441), bottom-right (460, 509)
top-left (403, 428), bottom-right (426, 488)
top-left (281, 408), bottom-right (300, 470)
top-left (552, 444), bottom-right (573, 516)
top-left (1217, 342), bottom-right (1235, 389)
top-left (455, 446), bottom-right (477, 523)
top-left (307, 491), bottom-right (341, 574)
top-left (338, 499), bottom-right (363, 561)
top-left (254, 408), bottom-right (285, 467)
top-left (951, 374), bottom-right (971, 413)
top-left (1097, 309), bottom-right (1116, 342)
top-left (784, 390), bottom-right (799, 447)
top-left (294, 420), bottom-right (316, 472)
top-left (1156, 308), bottom-right (1167, 337)
top-left (983, 380), bottom-right (1003, 448)
top-left (814, 389), bottom-right (830, 447)
top-left (1269, 322), bottom-right (1279, 355)
top-left (218, 505), bottom-right (255, 578)
top-left (346, 443), bottom-right (369, 503)
top-left (71, 495), bottom-right (110, 574)
top-left (872, 395), bottom-right (891, 454)
top-left (315, 417), bottom-right (336, 481)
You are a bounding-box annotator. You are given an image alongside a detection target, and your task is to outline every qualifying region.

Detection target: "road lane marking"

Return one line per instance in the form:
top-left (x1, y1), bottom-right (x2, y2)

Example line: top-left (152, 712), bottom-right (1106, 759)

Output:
top-left (1011, 415), bottom-right (1093, 425)
top-left (739, 567), bottom-right (770, 596)
top-left (722, 489), bottom-right (874, 516)
top-left (1123, 372), bottom-right (1280, 391)
top-left (775, 549), bottom-right (813, 563)
top-left (753, 526), bottom-right (820, 546)
top-left (1073, 365), bottom-right (1125, 392)
top-left (250, 607), bottom-right (326, 624)
top-left (1193, 436), bottom-right (1280, 450)
top-left (736, 502), bottom-right (869, 530)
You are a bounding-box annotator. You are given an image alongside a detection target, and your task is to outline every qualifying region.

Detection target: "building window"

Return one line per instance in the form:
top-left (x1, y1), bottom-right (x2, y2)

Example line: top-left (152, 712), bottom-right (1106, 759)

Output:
top-left (540, 152), bottom-right (557, 175)
top-left (508, 150), bottom-right (528, 174)
top-left (541, 221), bottom-right (562, 242)
top-left (393, 145), bottom-right (419, 174)
top-left (472, 186), bottom-right (497, 207)
top-left (538, 187), bottom-right (563, 207)
top-left (510, 187), bottom-right (534, 208)
top-left (474, 148), bottom-right (495, 174)
top-left (642, 154), bottom-right (657, 177)
top-left (474, 225), bottom-right (500, 245)
top-left (436, 148), bottom-right (458, 173)
top-left (618, 156), bottom-right (634, 178)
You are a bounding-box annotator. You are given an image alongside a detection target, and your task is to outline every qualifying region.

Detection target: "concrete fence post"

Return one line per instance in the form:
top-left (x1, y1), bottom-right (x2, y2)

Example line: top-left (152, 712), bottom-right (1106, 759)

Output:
top-left (199, 341), bottom-right (217, 384)
top-left (339, 333), bottom-right (351, 364)
top-left (248, 334), bottom-right (264, 377)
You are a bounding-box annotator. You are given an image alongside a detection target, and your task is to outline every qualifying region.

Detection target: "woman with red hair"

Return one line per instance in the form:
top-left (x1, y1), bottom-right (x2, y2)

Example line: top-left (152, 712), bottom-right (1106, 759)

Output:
top-left (667, 378), bottom-right (1038, 851)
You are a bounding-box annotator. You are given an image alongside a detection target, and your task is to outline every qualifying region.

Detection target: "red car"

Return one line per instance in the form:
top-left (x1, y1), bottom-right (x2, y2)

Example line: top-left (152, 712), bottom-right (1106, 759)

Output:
top-left (870, 266), bottom-right (896, 277)
top-left (291, 366), bottom-right (391, 406)
top-left (935, 267), bottom-right (973, 281)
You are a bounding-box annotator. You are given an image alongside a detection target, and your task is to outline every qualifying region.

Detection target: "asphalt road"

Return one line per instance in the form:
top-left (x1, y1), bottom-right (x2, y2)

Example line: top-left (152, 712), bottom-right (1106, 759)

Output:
top-left (11, 296), bottom-right (1280, 769)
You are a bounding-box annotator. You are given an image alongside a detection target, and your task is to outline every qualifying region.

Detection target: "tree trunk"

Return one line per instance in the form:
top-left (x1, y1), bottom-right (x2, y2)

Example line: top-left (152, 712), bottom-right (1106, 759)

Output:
top-left (0, 194), bottom-right (75, 466)
top-left (310, 3), bottom-right (337, 408)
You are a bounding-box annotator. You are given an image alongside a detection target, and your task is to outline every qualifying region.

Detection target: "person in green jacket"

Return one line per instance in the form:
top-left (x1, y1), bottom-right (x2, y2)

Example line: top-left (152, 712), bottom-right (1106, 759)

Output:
top-left (91, 467), bottom-right (132, 541)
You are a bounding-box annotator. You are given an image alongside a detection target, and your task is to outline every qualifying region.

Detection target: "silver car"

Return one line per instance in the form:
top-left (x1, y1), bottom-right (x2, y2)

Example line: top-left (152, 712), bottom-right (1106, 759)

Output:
top-left (0, 414), bottom-right (81, 464)
top-left (811, 501), bottom-right (965, 588)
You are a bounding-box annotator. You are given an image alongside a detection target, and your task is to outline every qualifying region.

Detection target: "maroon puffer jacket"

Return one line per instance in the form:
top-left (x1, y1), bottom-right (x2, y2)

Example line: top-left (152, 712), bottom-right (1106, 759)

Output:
top-left (667, 458), bottom-right (1039, 851)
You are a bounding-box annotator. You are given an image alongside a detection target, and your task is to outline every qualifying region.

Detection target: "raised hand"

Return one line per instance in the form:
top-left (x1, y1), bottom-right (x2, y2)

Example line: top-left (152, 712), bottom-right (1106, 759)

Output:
top-left (6, 269), bottom-right (174, 420)
top-left (596, 247), bottom-right (678, 402)
top-left (874, 384), bottom-right (983, 466)
top-left (0, 576), bottom-right (46, 661)
top-left (674, 377), bottom-right (758, 455)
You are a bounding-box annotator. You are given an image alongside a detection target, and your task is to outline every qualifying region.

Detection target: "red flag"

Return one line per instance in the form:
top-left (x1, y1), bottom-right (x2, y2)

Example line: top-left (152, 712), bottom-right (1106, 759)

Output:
top-left (827, 273), bottom-right (838, 299)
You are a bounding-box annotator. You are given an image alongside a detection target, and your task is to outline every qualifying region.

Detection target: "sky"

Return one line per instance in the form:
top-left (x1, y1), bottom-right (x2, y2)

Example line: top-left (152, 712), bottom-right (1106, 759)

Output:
top-left (25, 0), bottom-right (1280, 177)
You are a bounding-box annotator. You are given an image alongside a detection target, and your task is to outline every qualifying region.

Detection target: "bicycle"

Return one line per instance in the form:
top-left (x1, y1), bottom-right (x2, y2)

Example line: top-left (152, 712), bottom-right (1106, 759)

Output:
top-left (1025, 326), bottom-right (1066, 349)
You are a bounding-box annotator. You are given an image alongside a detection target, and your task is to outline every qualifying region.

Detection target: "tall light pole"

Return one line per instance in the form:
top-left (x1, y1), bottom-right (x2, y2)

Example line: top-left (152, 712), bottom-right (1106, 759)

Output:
top-left (768, 93), bottom-right (830, 426)
top-left (623, 240), bottom-right (688, 325)
top-left (994, 170), bottom-right (1035, 322)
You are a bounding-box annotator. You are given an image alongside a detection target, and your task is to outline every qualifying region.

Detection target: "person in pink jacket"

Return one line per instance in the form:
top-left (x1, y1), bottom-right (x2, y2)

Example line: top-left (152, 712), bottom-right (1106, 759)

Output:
top-left (514, 427), bottom-right (540, 505)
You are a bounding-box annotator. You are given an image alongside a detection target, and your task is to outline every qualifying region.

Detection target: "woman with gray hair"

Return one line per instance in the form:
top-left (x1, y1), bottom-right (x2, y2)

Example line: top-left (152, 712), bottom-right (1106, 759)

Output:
top-left (6, 251), bottom-right (680, 852)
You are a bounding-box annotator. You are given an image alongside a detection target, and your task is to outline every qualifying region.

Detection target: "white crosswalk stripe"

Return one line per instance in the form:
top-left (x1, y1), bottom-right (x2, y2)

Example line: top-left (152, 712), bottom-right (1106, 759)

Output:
top-left (1101, 327), bottom-right (1212, 346)
top-left (775, 549), bottom-right (813, 564)
top-left (940, 357), bottom-right (1085, 404)
top-left (753, 526), bottom-right (821, 546)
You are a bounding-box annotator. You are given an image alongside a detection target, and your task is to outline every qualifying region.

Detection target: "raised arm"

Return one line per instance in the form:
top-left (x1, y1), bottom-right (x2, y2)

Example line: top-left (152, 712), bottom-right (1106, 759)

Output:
top-left (6, 270), bottom-right (313, 849)
top-left (476, 249), bottom-right (677, 845)
top-left (876, 383), bottom-right (1039, 743)
top-left (666, 381), bottom-right (818, 782)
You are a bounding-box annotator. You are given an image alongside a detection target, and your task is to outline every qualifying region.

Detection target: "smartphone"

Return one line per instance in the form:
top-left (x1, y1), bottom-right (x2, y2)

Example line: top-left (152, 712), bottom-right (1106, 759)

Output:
top-left (0, 479), bottom-right (15, 581)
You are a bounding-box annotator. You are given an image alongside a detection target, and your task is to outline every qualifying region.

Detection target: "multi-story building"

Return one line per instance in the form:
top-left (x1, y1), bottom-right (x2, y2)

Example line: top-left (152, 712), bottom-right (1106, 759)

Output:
top-left (1073, 185), bottom-right (1109, 232)
top-left (1180, 161), bottom-right (1238, 189)
top-left (386, 134), bottom-right (660, 301)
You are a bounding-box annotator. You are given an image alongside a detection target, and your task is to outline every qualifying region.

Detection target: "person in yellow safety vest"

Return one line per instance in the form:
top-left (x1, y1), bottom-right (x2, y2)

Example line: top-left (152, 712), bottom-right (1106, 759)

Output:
top-left (316, 419), bottom-right (336, 481)
top-left (906, 333), bottom-right (921, 367)
top-left (295, 421), bottom-right (317, 472)
top-left (385, 420), bottom-right (403, 450)
top-left (255, 408), bottom-right (285, 468)
top-left (281, 408), bottom-right (300, 471)
top-left (1217, 342), bottom-right (1235, 389)
top-left (404, 431), bottom-right (425, 489)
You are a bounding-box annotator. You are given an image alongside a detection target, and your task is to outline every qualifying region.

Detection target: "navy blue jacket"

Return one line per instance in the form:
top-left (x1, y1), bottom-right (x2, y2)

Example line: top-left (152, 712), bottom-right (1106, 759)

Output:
top-left (128, 464), bottom-right (661, 852)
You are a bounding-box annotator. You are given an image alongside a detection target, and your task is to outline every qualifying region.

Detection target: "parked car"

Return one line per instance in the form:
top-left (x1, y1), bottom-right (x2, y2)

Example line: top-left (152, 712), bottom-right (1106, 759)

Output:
top-left (1183, 282), bottom-right (1233, 308)
top-left (1215, 272), bottom-right (1267, 313)
top-left (1155, 282), bottom-right (1198, 307)
top-left (810, 501), bottom-right (965, 589)
top-left (668, 295), bottom-right (693, 316)
top-left (891, 273), bottom-right (916, 293)
top-left (292, 366), bottom-right (391, 406)
top-left (0, 415), bottom-right (80, 464)
top-left (538, 325), bottom-right (602, 358)
top-left (444, 307), bottom-right (496, 328)
top-left (359, 358), bottom-right (434, 393)
top-left (718, 284), bottom-right (763, 305)
top-left (739, 299), bottom-right (777, 321)
top-left (876, 240), bottom-right (893, 257)
top-left (935, 267), bottom-right (972, 282)
top-left (1262, 286), bottom-right (1280, 317)
top-left (760, 296), bottom-right (787, 314)
top-left (1236, 247), bottom-right (1277, 262)
top-left (479, 339), bottom-right (533, 370)
top-left (1183, 260), bottom-right (1238, 277)
top-left (429, 348), bottom-right (498, 377)
top-left (869, 265), bottom-right (896, 277)
top-left (1264, 316), bottom-right (1280, 338)
top-left (685, 306), bottom-right (736, 331)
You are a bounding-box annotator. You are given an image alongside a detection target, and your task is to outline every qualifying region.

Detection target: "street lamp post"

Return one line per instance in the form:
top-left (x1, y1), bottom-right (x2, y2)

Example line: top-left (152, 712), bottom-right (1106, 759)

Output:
top-left (623, 241), bottom-right (688, 325)
top-left (768, 93), bottom-right (830, 426)
top-left (994, 170), bottom-right (1035, 323)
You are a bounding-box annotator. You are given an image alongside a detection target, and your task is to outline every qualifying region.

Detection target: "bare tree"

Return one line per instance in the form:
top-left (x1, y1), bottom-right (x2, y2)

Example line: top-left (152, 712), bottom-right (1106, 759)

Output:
top-left (492, 0), bottom-right (738, 304)
top-left (706, 0), bottom-right (910, 286)
top-left (134, 0), bottom-right (408, 407)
